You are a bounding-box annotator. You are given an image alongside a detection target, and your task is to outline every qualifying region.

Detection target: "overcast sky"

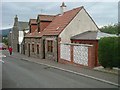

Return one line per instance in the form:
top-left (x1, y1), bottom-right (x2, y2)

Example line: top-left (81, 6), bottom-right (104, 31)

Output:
top-left (1, 0), bottom-right (119, 29)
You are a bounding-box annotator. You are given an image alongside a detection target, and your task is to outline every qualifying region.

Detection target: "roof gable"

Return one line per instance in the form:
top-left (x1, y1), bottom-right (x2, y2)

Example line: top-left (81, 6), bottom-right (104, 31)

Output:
top-left (29, 19), bottom-right (37, 25)
top-left (41, 6), bottom-right (83, 36)
top-left (37, 14), bottom-right (56, 22)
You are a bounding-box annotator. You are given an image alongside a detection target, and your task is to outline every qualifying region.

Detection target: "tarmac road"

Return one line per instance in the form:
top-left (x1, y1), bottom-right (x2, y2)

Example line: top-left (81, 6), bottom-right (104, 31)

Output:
top-left (2, 54), bottom-right (118, 88)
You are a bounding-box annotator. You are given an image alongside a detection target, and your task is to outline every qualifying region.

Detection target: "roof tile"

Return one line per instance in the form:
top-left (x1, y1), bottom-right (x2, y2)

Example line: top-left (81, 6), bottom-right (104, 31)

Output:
top-left (41, 7), bottom-right (83, 36)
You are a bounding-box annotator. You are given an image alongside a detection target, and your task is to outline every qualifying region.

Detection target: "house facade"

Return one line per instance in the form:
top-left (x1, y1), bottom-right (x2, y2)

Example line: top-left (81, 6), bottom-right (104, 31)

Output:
top-left (24, 3), bottom-right (99, 68)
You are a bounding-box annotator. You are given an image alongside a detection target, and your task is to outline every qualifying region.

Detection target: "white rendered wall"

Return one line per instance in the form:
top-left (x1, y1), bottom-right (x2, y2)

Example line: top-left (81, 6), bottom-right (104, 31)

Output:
top-left (59, 8), bottom-right (98, 43)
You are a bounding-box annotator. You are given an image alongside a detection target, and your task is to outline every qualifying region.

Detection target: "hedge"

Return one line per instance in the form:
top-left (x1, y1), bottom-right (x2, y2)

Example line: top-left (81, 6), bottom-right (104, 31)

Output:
top-left (98, 37), bottom-right (120, 68)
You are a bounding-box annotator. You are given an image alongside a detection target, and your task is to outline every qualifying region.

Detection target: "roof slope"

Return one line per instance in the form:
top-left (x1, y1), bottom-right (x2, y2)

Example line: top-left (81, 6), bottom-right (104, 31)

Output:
top-left (71, 31), bottom-right (98, 40)
top-left (41, 6), bottom-right (83, 36)
top-left (29, 19), bottom-right (37, 24)
top-left (71, 31), bottom-right (117, 40)
top-left (38, 14), bottom-right (56, 21)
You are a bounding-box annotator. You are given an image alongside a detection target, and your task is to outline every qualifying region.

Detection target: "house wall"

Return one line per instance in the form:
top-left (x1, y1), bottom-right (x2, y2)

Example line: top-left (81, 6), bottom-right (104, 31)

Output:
top-left (42, 36), bottom-right (58, 61)
top-left (59, 8), bottom-right (98, 43)
top-left (25, 37), bottom-right (42, 58)
top-left (40, 21), bottom-right (51, 32)
top-left (71, 39), bottom-right (99, 67)
top-left (59, 43), bottom-right (96, 68)
top-left (31, 24), bottom-right (37, 33)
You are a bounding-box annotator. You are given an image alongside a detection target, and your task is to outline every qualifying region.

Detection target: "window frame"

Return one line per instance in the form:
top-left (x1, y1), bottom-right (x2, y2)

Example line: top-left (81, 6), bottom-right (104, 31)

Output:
top-left (32, 44), bottom-right (34, 52)
top-left (37, 44), bottom-right (39, 54)
top-left (47, 40), bottom-right (53, 53)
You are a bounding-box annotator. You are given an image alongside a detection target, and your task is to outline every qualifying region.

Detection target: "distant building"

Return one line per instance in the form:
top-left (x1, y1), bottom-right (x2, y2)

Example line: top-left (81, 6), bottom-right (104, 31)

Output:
top-left (8, 15), bottom-right (29, 53)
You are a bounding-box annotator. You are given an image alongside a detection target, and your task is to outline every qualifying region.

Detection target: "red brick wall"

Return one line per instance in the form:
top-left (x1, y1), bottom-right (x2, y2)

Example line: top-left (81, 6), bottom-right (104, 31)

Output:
top-left (31, 24), bottom-right (37, 33)
top-left (40, 21), bottom-right (51, 32)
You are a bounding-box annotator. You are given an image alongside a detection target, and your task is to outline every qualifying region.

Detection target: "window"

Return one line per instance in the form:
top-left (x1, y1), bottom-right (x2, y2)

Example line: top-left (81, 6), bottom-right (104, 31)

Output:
top-left (47, 40), bottom-right (53, 52)
top-left (32, 44), bottom-right (34, 52)
top-left (37, 45), bottom-right (39, 54)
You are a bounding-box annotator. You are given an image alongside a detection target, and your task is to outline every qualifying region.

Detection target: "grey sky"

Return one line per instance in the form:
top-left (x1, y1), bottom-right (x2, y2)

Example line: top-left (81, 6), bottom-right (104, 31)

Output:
top-left (1, 1), bottom-right (118, 29)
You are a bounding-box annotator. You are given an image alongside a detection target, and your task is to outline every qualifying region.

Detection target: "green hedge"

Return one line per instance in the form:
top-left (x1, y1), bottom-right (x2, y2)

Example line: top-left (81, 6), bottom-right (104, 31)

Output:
top-left (98, 37), bottom-right (120, 68)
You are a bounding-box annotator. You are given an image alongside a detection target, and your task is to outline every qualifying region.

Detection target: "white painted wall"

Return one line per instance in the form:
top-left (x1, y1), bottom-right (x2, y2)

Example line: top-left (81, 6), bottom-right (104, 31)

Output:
top-left (73, 45), bottom-right (88, 66)
top-left (59, 8), bottom-right (98, 43)
top-left (19, 31), bottom-right (24, 44)
top-left (60, 44), bottom-right (71, 61)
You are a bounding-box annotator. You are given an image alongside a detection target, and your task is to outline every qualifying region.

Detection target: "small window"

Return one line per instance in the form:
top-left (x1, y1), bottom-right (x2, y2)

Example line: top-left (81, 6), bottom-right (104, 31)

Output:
top-left (32, 44), bottom-right (34, 52)
top-left (47, 40), bottom-right (53, 52)
top-left (37, 45), bottom-right (39, 54)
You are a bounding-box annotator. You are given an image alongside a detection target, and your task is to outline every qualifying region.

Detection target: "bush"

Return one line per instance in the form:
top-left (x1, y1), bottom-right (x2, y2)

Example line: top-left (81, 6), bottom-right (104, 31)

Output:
top-left (98, 37), bottom-right (120, 68)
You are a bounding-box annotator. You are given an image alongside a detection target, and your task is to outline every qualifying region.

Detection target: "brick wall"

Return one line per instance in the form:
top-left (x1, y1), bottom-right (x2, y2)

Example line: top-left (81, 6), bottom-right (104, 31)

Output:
top-left (25, 37), bottom-right (42, 58)
top-left (71, 40), bottom-right (99, 67)
top-left (31, 24), bottom-right (37, 33)
top-left (40, 21), bottom-right (51, 32)
top-left (59, 43), bottom-right (97, 68)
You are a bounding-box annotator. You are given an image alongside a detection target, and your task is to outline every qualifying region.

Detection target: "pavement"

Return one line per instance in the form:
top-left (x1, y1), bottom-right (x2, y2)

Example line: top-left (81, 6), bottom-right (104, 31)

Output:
top-left (2, 50), bottom-right (120, 87)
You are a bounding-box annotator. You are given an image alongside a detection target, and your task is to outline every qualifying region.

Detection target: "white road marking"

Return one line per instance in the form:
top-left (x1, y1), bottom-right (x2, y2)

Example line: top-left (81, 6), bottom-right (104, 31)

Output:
top-left (0, 60), bottom-right (4, 63)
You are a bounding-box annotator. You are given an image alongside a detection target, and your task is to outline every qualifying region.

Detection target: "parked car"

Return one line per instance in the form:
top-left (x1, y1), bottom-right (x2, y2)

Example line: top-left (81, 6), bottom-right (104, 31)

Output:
top-left (0, 43), bottom-right (7, 50)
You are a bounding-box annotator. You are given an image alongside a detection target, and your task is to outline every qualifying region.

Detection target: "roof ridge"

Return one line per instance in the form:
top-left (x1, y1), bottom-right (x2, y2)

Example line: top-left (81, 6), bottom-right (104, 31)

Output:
top-left (38, 14), bottom-right (56, 16)
top-left (63, 6), bottom-right (84, 14)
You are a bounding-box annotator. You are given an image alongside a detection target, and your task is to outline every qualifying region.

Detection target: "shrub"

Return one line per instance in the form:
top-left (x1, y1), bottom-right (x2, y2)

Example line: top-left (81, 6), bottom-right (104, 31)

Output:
top-left (98, 37), bottom-right (120, 68)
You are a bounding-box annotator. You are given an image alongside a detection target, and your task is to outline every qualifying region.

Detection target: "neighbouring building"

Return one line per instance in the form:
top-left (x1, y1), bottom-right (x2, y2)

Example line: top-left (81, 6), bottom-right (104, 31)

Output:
top-left (24, 2), bottom-right (100, 68)
top-left (9, 15), bottom-right (29, 53)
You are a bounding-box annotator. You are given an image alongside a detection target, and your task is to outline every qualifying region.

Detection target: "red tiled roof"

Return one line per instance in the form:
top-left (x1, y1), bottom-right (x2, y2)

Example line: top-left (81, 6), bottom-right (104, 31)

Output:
top-left (25, 6), bottom-right (83, 38)
top-left (29, 19), bottom-right (37, 24)
top-left (38, 14), bottom-right (56, 21)
top-left (41, 6), bottom-right (83, 36)
top-left (25, 29), bottom-right (43, 38)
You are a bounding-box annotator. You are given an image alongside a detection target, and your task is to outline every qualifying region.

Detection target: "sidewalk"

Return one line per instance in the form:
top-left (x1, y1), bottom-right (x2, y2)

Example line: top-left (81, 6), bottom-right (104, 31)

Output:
top-left (7, 52), bottom-right (119, 86)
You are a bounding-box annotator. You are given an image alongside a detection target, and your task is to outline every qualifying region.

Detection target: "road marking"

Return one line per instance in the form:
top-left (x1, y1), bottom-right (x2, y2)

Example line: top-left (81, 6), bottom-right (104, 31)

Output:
top-left (0, 60), bottom-right (4, 63)
top-left (0, 55), bottom-right (6, 58)
top-left (22, 58), bottom-right (119, 87)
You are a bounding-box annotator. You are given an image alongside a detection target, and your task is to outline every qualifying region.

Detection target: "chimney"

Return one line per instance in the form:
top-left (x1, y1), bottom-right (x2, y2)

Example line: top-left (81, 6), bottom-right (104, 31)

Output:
top-left (60, 2), bottom-right (66, 15)
top-left (14, 15), bottom-right (18, 26)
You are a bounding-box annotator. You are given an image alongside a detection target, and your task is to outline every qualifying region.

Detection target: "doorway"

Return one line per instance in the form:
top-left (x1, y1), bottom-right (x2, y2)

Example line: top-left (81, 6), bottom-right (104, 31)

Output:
top-left (28, 44), bottom-right (30, 57)
top-left (43, 39), bottom-right (45, 59)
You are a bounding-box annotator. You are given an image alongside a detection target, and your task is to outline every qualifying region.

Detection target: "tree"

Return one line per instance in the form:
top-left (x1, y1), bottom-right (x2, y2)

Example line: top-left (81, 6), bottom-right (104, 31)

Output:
top-left (98, 37), bottom-right (120, 69)
top-left (2, 37), bottom-right (8, 46)
top-left (100, 24), bottom-right (119, 35)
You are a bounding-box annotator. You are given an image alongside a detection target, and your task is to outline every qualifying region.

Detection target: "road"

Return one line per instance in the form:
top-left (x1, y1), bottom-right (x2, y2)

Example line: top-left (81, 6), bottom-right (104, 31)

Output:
top-left (2, 52), bottom-right (118, 88)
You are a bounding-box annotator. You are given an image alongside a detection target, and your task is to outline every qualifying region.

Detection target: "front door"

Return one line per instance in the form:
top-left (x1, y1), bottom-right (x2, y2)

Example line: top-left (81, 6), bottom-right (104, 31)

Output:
top-left (43, 39), bottom-right (45, 59)
top-left (17, 44), bottom-right (19, 52)
top-left (28, 44), bottom-right (30, 57)
top-left (23, 44), bottom-right (25, 55)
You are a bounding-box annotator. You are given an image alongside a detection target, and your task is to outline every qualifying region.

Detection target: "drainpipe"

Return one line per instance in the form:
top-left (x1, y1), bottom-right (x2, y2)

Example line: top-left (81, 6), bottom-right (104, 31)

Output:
top-left (56, 36), bottom-right (59, 62)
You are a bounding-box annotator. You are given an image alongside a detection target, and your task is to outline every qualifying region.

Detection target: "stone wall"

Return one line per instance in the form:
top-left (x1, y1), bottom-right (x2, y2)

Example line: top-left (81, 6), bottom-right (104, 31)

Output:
top-left (25, 37), bottom-right (42, 58)
top-left (12, 26), bottom-right (19, 52)
top-left (42, 36), bottom-right (58, 61)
